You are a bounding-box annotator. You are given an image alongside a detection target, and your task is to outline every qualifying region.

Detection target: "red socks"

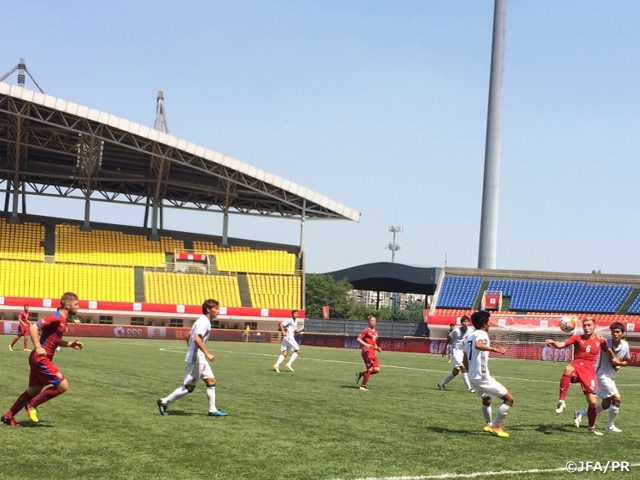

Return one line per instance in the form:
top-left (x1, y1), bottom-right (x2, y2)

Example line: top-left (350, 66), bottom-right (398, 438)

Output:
top-left (8, 391), bottom-right (34, 417)
top-left (29, 388), bottom-right (62, 408)
top-left (559, 374), bottom-right (571, 401)
top-left (587, 405), bottom-right (597, 428)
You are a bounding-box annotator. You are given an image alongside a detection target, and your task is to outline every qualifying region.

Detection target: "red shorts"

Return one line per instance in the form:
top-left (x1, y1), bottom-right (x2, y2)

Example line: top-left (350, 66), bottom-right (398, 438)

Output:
top-left (18, 325), bottom-right (29, 337)
top-left (571, 361), bottom-right (597, 394)
top-left (362, 349), bottom-right (380, 369)
top-left (29, 353), bottom-right (65, 387)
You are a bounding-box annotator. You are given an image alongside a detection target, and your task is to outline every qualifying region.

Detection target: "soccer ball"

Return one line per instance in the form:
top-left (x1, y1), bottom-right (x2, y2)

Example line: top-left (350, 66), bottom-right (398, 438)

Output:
top-left (559, 315), bottom-right (576, 333)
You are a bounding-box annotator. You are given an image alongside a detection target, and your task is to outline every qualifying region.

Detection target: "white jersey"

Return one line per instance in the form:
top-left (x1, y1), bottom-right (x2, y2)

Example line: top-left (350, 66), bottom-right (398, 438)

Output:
top-left (597, 338), bottom-right (630, 380)
top-left (449, 326), bottom-right (474, 352)
top-left (281, 317), bottom-right (298, 340)
top-left (185, 315), bottom-right (212, 364)
top-left (464, 330), bottom-right (491, 380)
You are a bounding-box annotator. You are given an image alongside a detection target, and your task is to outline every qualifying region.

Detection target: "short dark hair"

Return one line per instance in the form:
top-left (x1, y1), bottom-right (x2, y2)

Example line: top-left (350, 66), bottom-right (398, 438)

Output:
top-left (24, 304), bottom-right (29, 308)
top-left (610, 322), bottom-right (625, 333)
top-left (367, 315), bottom-right (376, 321)
top-left (460, 315), bottom-right (470, 323)
top-left (449, 323), bottom-right (455, 328)
top-left (202, 299), bottom-right (220, 314)
top-left (60, 292), bottom-right (78, 308)
top-left (292, 310), bottom-right (299, 315)
top-left (471, 310), bottom-right (490, 330)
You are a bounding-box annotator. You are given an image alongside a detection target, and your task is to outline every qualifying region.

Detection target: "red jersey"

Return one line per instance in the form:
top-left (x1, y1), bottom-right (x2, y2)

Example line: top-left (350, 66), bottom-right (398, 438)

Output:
top-left (35, 311), bottom-right (67, 359)
top-left (19, 310), bottom-right (30, 328)
top-left (358, 328), bottom-right (379, 353)
top-left (565, 335), bottom-right (608, 365)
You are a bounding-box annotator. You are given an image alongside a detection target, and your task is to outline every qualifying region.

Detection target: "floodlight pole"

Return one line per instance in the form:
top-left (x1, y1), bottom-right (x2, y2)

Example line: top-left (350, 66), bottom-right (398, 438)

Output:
top-left (478, 0), bottom-right (506, 270)
top-left (299, 199), bottom-right (307, 311)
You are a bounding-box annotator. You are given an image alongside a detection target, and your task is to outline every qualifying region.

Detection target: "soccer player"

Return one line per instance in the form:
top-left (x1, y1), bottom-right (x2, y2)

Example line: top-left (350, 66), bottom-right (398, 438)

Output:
top-left (545, 317), bottom-right (613, 435)
top-left (9, 304), bottom-right (31, 352)
top-left (1, 293), bottom-right (84, 427)
top-left (438, 315), bottom-right (475, 393)
top-left (463, 310), bottom-right (514, 438)
top-left (445, 323), bottom-right (455, 363)
top-left (272, 309), bottom-right (305, 372)
top-left (573, 322), bottom-right (629, 433)
top-left (355, 315), bottom-right (382, 391)
top-left (157, 299), bottom-right (227, 417)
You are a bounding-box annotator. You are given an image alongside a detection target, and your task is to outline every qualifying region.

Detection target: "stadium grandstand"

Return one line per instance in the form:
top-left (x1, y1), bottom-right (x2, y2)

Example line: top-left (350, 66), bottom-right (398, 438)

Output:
top-left (430, 267), bottom-right (640, 335)
top-left (0, 79), bottom-right (359, 330)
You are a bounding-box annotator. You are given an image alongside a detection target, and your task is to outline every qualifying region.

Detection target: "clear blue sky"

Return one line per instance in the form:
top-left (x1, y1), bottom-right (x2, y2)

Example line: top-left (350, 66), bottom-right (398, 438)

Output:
top-left (3, 1), bottom-right (639, 275)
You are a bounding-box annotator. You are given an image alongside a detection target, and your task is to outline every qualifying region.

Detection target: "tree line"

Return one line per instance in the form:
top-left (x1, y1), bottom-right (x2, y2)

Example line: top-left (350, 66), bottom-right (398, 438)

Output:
top-left (305, 274), bottom-right (424, 322)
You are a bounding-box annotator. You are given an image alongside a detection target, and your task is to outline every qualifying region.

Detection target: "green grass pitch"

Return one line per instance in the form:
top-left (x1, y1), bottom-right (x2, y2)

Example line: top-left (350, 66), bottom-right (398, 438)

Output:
top-left (1, 338), bottom-right (639, 479)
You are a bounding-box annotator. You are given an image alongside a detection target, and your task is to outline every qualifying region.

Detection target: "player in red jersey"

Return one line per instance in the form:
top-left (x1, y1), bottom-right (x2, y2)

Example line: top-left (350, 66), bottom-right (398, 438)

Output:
top-left (1, 292), bottom-right (83, 427)
top-left (355, 315), bottom-right (382, 391)
top-left (545, 317), bottom-right (613, 435)
top-left (9, 304), bottom-right (31, 352)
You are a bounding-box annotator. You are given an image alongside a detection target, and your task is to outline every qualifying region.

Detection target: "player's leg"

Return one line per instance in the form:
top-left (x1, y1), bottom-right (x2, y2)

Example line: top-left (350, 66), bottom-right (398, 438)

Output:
top-left (585, 392), bottom-right (601, 435)
top-left (492, 391), bottom-right (514, 433)
top-left (22, 333), bottom-right (29, 350)
top-left (273, 342), bottom-right (289, 371)
top-left (201, 363), bottom-right (227, 417)
top-left (481, 396), bottom-right (493, 432)
top-left (9, 335), bottom-right (20, 349)
top-left (24, 358), bottom-right (68, 422)
top-left (459, 365), bottom-right (474, 392)
top-left (556, 364), bottom-right (575, 413)
top-left (360, 352), bottom-right (375, 390)
top-left (605, 394), bottom-right (621, 432)
top-left (158, 363), bottom-right (198, 414)
top-left (285, 342), bottom-right (300, 371)
top-left (438, 368), bottom-right (457, 389)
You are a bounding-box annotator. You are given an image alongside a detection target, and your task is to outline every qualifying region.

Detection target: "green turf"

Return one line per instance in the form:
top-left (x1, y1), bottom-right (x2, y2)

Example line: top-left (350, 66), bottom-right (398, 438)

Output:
top-left (1, 338), bottom-right (639, 479)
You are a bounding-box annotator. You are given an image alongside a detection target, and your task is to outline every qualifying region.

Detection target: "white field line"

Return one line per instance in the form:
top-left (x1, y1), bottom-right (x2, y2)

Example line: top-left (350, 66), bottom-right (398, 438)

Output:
top-left (330, 463), bottom-right (640, 480)
top-left (158, 347), bottom-right (640, 387)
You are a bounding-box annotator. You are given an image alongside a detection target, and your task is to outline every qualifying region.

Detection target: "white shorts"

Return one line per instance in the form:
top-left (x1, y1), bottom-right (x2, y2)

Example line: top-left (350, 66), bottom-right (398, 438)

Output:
top-left (451, 349), bottom-right (465, 369)
top-left (281, 337), bottom-right (300, 352)
top-left (183, 361), bottom-right (214, 385)
top-left (596, 374), bottom-right (619, 399)
top-left (470, 376), bottom-right (508, 399)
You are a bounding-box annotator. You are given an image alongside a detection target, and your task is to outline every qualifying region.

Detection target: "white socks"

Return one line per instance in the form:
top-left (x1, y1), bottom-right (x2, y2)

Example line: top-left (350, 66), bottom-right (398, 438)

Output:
top-left (482, 404), bottom-right (492, 424)
top-left (492, 403), bottom-right (511, 428)
top-left (287, 352), bottom-right (299, 366)
top-left (461, 372), bottom-right (472, 389)
top-left (608, 405), bottom-right (619, 428)
top-left (578, 403), bottom-right (604, 418)
top-left (163, 386), bottom-right (190, 404)
top-left (206, 385), bottom-right (217, 413)
top-left (440, 373), bottom-right (455, 386)
top-left (275, 354), bottom-right (286, 367)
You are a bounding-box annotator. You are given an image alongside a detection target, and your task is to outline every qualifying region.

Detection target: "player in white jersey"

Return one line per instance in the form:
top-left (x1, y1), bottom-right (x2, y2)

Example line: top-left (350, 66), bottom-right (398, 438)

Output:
top-left (157, 299), bottom-right (227, 417)
top-left (273, 310), bottom-right (305, 372)
top-left (574, 322), bottom-right (629, 433)
top-left (438, 316), bottom-right (475, 393)
top-left (463, 310), bottom-right (514, 438)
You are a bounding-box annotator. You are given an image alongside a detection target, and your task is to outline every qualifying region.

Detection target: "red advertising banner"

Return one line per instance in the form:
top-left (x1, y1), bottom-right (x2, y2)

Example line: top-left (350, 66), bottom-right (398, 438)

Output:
top-left (484, 294), bottom-right (500, 310)
top-left (0, 322), bottom-right (270, 343)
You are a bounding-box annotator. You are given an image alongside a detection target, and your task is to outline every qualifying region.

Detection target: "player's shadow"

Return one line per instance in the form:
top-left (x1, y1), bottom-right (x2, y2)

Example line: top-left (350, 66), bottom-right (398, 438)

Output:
top-left (19, 423), bottom-right (54, 429)
top-left (425, 426), bottom-right (476, 435)
top-left (163, 410), bottom-right (198, 416)
top-left (511, 423), bottom-right (576, 435)
top-left (340, 385), bottom-right (366, 390)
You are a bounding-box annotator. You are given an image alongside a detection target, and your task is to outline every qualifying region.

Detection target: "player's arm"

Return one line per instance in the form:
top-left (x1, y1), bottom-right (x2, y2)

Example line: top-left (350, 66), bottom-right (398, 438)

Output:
top-left (442, 335), bottom-right (451, 357)
top-left (193, 333), bottom-right (214, 362)
top-left (545, 339), bottom-right (567, 349)
top-left (474, 339), bottom-right (506, 355)
top-left (295, 326), bottom-right (306, 333)
top-left (356, 334), bottom-right (371, 349)
top-left (60, 339), bottom-right (83, 349)
top-left (278, 322), bottom-right (286, 336)
top-left (462, 351), bottom-right (469, 371)
top-left (29, 322), bottom-right (46, 356)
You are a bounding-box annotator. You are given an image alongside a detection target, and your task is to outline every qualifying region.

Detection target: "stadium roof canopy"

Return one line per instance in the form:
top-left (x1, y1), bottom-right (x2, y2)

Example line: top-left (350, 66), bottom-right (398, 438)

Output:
top-left (326, 262), bottom-right (440, 295)
top-left (0, 82), bottom-right (360, 231)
